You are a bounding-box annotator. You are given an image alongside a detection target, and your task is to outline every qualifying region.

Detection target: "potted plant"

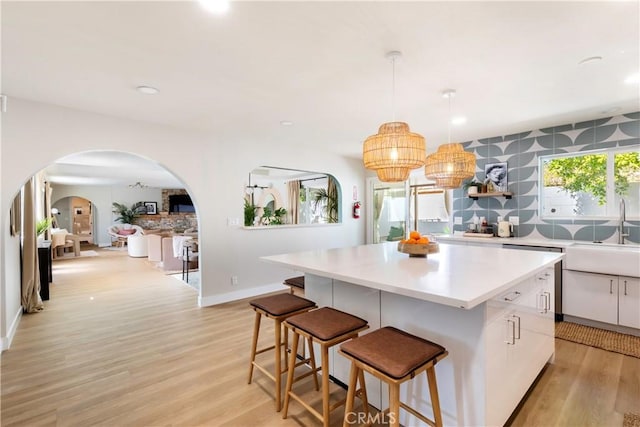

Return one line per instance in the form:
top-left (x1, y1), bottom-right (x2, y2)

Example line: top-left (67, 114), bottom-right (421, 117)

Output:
top-left (36, 217), bottom-right (53, 238)
top-left (311, 188), bottom-right (339, 223)
top-left (112, 202), bottom-right (145, 225)
top-left (244, 199), bottom-right (257, 226)
top-left (463, 178), bottom-right (482, 195)
top-left (260, 206), bottom-right (287, 225)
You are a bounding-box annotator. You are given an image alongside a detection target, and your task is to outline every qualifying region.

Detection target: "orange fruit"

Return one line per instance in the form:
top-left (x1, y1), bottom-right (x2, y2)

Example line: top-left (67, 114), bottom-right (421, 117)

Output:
top-left (409, 231), bottom-right (421, 240)
top-left (418, 237), bottom-right (429, 244)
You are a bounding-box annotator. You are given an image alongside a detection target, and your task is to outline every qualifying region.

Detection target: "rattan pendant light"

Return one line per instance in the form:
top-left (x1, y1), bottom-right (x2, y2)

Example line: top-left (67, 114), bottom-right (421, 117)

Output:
top-left (425, 89), bottom-right (475, 189)
top-left (363, 51), bottom-right (426, 183)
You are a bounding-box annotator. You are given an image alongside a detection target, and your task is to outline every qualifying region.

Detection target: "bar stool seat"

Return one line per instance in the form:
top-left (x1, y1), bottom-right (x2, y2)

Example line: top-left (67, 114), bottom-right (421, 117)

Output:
top-left (283, 307), bottom-right (369, 427)
top-left (339, 326), bottom-right (448, 427)
top-left (248, 293), bottom-right (318, 412)
top-left (283, 276), bottom-right (305, 294)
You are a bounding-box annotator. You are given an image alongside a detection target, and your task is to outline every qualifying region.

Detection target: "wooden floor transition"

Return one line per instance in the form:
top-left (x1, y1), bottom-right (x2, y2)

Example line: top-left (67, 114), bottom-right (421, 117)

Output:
top-left (1, 246), bottom-right (639, 426)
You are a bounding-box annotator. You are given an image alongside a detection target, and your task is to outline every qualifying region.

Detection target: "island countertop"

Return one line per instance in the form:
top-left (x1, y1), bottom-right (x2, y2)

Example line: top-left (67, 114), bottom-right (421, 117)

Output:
top-left (262, 241), bottom-right (564, 309)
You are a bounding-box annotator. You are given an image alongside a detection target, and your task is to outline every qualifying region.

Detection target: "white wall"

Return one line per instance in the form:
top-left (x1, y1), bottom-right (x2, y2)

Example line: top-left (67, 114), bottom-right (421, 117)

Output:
top-left (1, 98), bottom-right (366, 341)
top-left (51, 185), bottom-right (162, 246)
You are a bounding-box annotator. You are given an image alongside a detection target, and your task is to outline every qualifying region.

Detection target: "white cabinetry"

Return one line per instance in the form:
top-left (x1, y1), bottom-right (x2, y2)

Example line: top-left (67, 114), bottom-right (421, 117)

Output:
top-left (485, 269), bottom-right (554, 427)
top-left (618, 277), bottom-right (640, 329)
top-left (563, 271), bottom-right (640, 329)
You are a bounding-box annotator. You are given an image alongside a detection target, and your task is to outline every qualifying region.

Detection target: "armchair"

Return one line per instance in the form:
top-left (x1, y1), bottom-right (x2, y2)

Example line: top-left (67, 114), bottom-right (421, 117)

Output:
top-left (108, 224), bottom-right (143, 247)
top-left (51, 228), bottom-right (81, 259)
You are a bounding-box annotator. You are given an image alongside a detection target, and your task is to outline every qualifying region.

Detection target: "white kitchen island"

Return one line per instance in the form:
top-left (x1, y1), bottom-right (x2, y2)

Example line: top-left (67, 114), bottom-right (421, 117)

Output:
top-left (262, 242), bottom-right (564, 427)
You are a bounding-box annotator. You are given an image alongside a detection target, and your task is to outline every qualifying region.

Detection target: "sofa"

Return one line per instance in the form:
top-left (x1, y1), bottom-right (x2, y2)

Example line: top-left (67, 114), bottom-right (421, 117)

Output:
top-left (146, 234), bottom-right (198, 271)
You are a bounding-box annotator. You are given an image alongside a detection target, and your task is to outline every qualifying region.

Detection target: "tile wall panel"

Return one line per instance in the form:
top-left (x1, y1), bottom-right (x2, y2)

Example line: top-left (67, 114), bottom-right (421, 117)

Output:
top-left (452, 112), bottom-right (640, 243)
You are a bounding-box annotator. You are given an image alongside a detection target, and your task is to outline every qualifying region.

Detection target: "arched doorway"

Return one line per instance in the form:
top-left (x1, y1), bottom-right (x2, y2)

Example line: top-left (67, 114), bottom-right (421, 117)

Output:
top-left (52, 196), bottom-right (94, 244)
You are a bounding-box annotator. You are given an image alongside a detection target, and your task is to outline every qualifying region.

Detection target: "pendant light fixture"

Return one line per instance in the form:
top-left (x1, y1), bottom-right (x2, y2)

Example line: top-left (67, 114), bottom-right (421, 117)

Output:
top-left (363, 51), bottom-right (426, 183)
top-left (424, 89), bottom-right (475, 189)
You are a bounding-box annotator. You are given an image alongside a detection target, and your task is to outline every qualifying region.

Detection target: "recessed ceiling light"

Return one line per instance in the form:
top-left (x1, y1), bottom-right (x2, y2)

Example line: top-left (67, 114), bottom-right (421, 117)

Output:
top-left (136, 85), bottom-right (159, 95)
top-left (624, 72), bottom-right (640, 84)
top-left (441, 89), bottom-right (456, 99)
top-left (578, 56), bottom-right (603, 65)
top-left (451, 116), bottom-right (467, 125)
top-left (199, 0), bottom-right (230, 14)
top-left (280, 120), bottom-right (294, 126)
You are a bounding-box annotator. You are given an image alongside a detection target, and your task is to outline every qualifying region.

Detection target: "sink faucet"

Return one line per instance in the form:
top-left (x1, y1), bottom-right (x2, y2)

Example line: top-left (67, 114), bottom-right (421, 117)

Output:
top-left (618, 198), bottom-right (629, 244)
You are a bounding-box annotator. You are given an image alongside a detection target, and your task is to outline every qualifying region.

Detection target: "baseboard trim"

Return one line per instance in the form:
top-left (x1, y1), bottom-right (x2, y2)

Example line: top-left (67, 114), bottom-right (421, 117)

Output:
top-left (1, 306), bottom-right (23, 351)
top-left (563, 315), bottom-right (640, 337)
top-left (199, 283), bottom-right (288, 307)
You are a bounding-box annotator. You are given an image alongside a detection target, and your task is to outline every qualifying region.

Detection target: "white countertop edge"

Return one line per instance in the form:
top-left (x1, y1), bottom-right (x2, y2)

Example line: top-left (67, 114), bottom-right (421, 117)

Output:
top-left (436, 235), bottom-right (575, 248)
top-left (261, 253), bottom-right (563, 310)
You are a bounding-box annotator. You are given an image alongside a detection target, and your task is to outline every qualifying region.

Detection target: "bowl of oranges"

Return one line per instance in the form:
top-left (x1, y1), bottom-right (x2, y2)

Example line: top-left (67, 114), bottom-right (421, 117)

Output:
top-left (397, 231), bottom-right (439, 258)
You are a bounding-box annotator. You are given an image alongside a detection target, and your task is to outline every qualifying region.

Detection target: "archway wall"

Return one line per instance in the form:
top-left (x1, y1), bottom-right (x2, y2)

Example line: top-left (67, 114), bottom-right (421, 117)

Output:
top-left (1, 98), bottom-right (366, 334)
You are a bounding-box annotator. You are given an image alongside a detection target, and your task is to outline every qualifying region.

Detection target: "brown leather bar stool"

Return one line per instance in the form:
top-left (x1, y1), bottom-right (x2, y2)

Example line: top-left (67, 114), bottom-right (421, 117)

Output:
top-left (282, 307), bottom-right (370, 427)
top-left (283, 275), bottom-right (305, 295)
top-left (339, 326), bottom-right (448, 427)
top-left (248, 293), bottom-right (318, 412)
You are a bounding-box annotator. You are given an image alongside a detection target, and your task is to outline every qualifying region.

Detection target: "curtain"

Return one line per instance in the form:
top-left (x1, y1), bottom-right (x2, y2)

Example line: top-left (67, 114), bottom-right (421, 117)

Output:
top-left (287, 180), bottom-right (300, 225)
top-left (373, 189), bottom-right (385, 243)
top-left (327, 177), bottom-right (337, 223)
top-left (44, 180), bottom-right (53, 240)
top-left (10, 193), bottom-right (21, 236)
top-left (21, 178), bottom-right (44, 313)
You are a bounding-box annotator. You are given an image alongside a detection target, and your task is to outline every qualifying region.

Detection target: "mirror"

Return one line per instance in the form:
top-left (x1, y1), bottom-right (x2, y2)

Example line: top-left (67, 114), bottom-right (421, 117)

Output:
top-left (244, 166), bottom-right (341, 227)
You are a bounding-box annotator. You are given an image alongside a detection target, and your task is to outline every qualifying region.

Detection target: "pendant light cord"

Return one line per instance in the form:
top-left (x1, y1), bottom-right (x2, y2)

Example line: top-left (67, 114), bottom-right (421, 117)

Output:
top-left (447, 93), bottom-right (452, 144)
top-left (391, 55), bottom-right (396, 122)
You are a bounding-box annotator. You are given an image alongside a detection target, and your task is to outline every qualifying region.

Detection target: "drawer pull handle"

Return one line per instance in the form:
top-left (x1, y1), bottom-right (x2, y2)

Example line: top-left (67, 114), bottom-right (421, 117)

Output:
top-left (512, 315), bottom-right (521, 340)
top-left (506, 319), bottom-right (516, 345)
top-left (624, 280), bottom-right (628, 296)
top-left (610, 279), bottom-right (614, 294)
top-left (503, 291), bottom-right (521, 302)
top-left (544, 291), bottom-right (551, 313)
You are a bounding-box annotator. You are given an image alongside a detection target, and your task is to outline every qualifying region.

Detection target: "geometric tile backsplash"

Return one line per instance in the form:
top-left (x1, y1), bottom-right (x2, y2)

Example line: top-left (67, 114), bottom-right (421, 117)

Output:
top-left (451, 112), bottom-right (640, 244)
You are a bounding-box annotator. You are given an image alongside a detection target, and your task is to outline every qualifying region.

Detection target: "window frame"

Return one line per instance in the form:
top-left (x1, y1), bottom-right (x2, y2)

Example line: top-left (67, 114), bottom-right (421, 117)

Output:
top-left (539, 147), bottom-right (639, 220)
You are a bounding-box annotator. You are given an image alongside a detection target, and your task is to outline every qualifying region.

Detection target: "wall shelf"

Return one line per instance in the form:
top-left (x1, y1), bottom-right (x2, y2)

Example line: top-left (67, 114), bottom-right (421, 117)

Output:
top-left (468, 192), bottom-right (513, 200)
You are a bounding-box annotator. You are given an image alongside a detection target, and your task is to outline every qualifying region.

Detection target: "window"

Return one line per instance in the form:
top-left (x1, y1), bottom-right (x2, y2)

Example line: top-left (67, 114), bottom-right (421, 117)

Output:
top-left (540, 148), bottom-right (640, 219)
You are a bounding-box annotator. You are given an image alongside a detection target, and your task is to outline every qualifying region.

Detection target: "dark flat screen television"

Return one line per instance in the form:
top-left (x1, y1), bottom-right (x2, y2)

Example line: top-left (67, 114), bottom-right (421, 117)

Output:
top-left (169, 194), bottom-right (195, 213)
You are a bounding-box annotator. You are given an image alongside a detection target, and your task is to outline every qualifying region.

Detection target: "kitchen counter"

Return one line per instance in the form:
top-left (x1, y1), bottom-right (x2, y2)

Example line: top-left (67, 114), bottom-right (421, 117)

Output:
top-left (262, 242), bottom-right (564, 426)
top-left (262, 241), bottom-right (563, 309)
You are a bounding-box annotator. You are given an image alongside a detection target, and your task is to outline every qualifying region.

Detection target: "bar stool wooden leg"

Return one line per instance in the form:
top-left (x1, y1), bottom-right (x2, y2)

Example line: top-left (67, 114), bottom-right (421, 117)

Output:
top-left (283, 321), bottom-right (289, 371)
top-left (308, 337), bottom-right (319, 391)
top-left (357, 369), bottom-right (369, 418)
top-left (282, 331), bottom-right (300, 418)
top-left (321, 344), bottom-right (330, 427)
top-left (426, 366), bottom-right (443, 427)
top-left (343, 362), bottom-right (359, 427)
top-left (389, 382), bottom-right (400, 427)
top-left (247, 311), bottom-right (261, 384)
top-left (274, 318), bottom-right (283, 412)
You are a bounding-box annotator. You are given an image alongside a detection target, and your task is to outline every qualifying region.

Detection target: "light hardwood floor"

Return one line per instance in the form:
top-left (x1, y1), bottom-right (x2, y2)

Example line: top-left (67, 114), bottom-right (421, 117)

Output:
top-left (1, 247), bottom-right (638, 426)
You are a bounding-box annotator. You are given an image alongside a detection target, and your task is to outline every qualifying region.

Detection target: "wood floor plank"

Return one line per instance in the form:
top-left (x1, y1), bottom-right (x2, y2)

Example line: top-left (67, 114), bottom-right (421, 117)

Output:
top-left (2, 246), bottom-right (639, 426)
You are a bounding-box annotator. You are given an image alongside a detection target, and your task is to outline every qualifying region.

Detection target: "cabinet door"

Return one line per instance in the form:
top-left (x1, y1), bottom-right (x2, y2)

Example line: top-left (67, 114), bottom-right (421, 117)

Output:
top-left (618, 276), bottom-right (640, 329)
top-left (563, 271), bottom-right (618, 325)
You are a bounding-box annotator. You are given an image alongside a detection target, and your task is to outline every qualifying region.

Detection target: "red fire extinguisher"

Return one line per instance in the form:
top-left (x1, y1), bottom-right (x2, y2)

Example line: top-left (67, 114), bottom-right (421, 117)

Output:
top-left (353, 201), bottom-right (361, 219)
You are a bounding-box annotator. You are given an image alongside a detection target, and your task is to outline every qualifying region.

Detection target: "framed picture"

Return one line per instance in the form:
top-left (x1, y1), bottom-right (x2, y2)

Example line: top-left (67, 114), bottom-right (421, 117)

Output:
top-left (484, 162), bottom-right (508, 192)
top-left (144, 201), bottom-right (158, 215)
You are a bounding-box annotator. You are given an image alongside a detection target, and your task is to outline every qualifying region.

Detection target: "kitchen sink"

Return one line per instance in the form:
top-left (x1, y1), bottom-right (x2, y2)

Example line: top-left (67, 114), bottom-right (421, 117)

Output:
top-left (565, 243), bottom-right (640, 277)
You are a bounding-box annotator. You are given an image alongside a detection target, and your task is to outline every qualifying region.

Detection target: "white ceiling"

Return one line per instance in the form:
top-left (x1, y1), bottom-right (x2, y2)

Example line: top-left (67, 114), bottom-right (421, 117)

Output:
top-left (2, 1), bottom-right (639, 187)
